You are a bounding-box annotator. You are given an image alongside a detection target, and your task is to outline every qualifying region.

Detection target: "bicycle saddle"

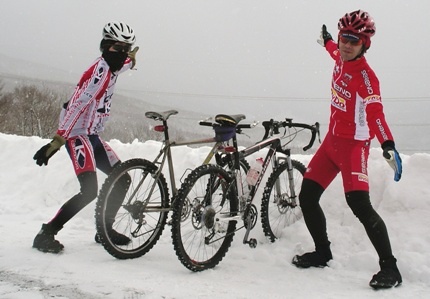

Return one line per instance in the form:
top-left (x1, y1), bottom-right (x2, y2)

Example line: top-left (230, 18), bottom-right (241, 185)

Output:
top-left (215, 114), bottom-right (246, 126)
top-left (145, 110), bottom-right (178, 121)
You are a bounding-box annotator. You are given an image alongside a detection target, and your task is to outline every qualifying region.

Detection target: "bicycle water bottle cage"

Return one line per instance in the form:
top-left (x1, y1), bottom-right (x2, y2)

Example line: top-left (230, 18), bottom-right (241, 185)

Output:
top-left (215, 114), bottom-right (246, 127)
top-left (214, 126), bottom-right (236, 142)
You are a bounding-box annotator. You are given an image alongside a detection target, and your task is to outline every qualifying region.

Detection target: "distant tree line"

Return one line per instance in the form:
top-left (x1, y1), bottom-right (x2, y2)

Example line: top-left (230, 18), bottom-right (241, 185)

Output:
top-left (0, 82), bottom-right (63, 138)
top-left (0, 80), bottom-right (215, 144)
top-left (0, 79), bottom-right (314, 153)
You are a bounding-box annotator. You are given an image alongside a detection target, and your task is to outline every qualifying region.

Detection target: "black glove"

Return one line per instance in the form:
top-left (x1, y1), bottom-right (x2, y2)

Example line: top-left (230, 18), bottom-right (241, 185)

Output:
top-left (33, 134), bottom-right (66, 166)
top-left (317, 24), bottom-right (333, 47)
top-left (381, 141), bottom-right (402, 182)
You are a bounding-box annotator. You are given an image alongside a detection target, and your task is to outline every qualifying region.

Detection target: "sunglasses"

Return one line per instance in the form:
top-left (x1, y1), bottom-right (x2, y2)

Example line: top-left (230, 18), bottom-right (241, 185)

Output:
top-left (111, 43), bottom-right (132, 53)
top-left (339, 35), bottom-right (363, 46)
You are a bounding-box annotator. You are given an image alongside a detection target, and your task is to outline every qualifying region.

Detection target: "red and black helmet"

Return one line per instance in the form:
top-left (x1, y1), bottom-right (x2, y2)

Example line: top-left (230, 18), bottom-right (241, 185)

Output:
top-left (338, 10), bottom-right (375, 49)
top-left (338, 10), bottom-right (376, 37)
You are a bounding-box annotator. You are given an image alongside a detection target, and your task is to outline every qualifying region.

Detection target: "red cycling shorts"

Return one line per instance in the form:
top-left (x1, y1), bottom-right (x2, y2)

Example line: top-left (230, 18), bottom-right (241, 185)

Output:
top-left (65, 135), bottom-right (120, 176)
top-left (304, 133), bottom-right (370, 193)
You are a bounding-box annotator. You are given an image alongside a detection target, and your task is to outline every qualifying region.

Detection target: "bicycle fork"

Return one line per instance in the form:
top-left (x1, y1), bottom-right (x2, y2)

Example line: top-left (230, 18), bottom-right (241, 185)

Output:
top-left (276, 156), bottom-right (299, 208)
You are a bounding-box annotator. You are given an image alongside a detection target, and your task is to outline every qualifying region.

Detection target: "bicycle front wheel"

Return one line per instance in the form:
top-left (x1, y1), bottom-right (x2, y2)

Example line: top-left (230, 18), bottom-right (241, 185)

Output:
top-left (171, 164), bottom-right (238, 272)
top-left (95, 158), bottom-right (169, 259)
top-left (261, 159), bottom-right (306, 242)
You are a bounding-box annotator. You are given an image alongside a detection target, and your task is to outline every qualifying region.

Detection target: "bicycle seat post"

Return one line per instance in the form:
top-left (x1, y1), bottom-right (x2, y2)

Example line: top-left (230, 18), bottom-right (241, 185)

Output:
top-left (162, 119), bottom-right (170, 144)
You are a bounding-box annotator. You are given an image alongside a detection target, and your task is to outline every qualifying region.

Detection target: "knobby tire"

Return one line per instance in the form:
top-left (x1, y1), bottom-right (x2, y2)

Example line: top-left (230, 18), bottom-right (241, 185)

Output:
top-left (95, 158), bottom-right (169, 259)
top-left (260, 159), bottom-right (306, 242)
top-left (171, 164), bottom-right (238, 272)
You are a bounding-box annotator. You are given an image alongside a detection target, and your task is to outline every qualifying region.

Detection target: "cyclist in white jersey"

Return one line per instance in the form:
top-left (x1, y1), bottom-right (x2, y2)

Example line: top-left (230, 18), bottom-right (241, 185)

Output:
top-left (32, 22), bottom-right (139, 253)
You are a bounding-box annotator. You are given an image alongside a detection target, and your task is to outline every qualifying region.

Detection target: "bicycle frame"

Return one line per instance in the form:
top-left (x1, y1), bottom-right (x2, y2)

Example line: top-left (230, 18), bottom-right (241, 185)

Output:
top-left (150, 132), bottom-right (222, 198)
top-left (141, 110), bottom-right (256, 208)
top-left (217, 120), bottom-right (319, 246)
top-left (217, 134), bottom-right (283, 243)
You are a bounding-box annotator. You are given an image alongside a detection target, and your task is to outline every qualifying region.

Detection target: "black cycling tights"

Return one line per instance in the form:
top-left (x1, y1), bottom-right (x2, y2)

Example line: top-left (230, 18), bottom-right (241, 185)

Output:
top-left (299, 178), bottom-right (393, 260)
top-left (299, 179), bottom-right (330, 252)
top-left (49, 171), bottom-right (131, 232)
top-left (49, 171), bottom-right (98, 231)
top-left (346, 190), bottom-right (393, 260)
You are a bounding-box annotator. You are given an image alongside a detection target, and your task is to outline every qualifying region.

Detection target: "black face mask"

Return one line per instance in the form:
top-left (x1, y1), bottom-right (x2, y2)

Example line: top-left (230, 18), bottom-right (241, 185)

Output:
top-left (102, 50), bottom-right (128, 72)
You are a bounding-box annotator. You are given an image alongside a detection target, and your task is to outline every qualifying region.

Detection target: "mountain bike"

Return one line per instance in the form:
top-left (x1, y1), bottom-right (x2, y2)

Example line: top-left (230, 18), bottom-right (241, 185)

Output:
top-left (170, 115), bottom-right (320, 271)
top-left (95, 110), bottom-right (255, 259)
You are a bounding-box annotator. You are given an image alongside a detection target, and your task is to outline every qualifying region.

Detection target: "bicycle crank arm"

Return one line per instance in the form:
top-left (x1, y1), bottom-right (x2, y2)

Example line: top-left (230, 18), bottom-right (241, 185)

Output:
top-left (243, 230), bottom-right (257, 248)
top-left (205, 224), bottom-right (252, 245)
top-left (242, 217), bottom-right (257, 248)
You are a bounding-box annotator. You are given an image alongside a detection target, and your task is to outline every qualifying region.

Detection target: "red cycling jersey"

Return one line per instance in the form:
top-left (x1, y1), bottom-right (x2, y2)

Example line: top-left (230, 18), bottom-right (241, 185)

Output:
top-left (304, 41), bottom-right (395, 192)
top-left (325, 40), bottom-right (393, 143)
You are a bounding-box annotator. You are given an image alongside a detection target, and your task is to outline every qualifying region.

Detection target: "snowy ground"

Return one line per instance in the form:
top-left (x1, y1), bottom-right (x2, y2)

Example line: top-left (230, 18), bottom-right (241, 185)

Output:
top-left (0, 133), bottom-right (429, 298)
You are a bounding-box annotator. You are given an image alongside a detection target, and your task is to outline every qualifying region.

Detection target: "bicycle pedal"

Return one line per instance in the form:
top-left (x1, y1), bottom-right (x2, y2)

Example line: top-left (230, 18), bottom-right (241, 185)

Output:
top-left (247, 238), bottom-right (257, 248)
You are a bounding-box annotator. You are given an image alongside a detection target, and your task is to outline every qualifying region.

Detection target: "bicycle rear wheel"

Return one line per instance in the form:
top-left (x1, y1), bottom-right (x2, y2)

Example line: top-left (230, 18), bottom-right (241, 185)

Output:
top-left (260, 159), bottom-right (306, 242)
top-left (171, 164), bottom-right (238, 271)
top-left (95, 158), bottom-right (169, 259)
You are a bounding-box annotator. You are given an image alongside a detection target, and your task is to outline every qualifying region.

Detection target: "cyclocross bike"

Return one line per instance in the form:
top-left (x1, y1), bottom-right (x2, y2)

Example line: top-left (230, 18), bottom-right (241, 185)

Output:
top-left (95, 110), bottom-right (255, 259)
top-left (170, 114), bottom-right (320, 271)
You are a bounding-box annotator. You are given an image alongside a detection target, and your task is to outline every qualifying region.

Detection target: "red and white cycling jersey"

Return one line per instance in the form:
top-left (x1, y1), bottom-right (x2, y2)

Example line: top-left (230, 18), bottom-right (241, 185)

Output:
top-left (56, 57), bottom-right (132, 139)
top-left (325, 40), bottom-right (393, 144)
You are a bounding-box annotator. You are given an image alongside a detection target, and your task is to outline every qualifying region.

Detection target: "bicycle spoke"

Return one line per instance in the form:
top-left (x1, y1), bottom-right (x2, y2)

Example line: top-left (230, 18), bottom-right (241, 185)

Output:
top-left (261, 160), bottom-right (306, 242)
top-left (171, 165), bottom-right (237, 271)
top-left (95, 159), bottom-right (169, 259)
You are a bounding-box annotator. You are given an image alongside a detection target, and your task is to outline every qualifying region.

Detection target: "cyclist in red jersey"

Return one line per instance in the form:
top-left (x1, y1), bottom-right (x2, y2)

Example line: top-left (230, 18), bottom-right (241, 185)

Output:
top-left (32, 22), bottom-right (139, 254)
top-left (292, 10), bottom-right (403, 289)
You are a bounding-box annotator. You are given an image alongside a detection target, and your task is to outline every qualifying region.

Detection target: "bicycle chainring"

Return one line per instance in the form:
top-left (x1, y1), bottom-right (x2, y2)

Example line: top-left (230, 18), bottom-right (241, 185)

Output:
top-left (244, 204), bottom-right (258, 229)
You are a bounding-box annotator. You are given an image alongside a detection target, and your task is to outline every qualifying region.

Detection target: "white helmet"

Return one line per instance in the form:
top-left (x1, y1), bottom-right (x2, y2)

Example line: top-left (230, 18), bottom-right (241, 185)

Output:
top-left (102, 22), bottom-right (136, 44)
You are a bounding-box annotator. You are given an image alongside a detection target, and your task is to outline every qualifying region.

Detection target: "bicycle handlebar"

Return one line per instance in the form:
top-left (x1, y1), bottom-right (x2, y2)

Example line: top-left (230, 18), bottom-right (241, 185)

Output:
top-left (199, 117), bottom-right (319, 150)
top-left (261, 118), bottom-right (320, 151)
top-left (199, 120), bottom-right (258, 133)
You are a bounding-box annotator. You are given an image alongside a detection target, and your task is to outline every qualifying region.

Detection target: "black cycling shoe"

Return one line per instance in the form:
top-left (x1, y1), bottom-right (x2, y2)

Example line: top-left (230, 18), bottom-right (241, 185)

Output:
top-left (369, 268), bottom-right (402, 289)
top-left (369, 257), bottom-right (402, 289)
top-left (292, 251), bottom-right (332, 268)
top-left (95, 230), bottom-right (131, 246)
top-left (33, 224), bottom-right (64, 254)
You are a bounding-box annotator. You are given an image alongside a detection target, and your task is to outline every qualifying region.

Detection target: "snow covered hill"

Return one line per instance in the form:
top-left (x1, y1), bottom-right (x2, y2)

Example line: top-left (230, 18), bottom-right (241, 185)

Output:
top-left (0, 133), bottom-right (429, 298)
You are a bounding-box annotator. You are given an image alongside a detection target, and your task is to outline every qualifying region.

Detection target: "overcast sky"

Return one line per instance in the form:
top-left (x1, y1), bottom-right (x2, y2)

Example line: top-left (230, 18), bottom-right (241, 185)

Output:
top-left (1, 0), bottom-right (429, 98)
top-left (1, 0), bottom-right (429, 152)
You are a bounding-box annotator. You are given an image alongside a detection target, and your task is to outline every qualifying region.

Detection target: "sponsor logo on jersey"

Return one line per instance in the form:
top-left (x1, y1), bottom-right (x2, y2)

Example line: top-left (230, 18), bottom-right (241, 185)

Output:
top-left (376, 118), bottom-right (389, 141)
top-left (364, 95), bottom-right (382, 104)
top-left (361, 70), bottom-right (374, 94)
top-left (83, 91), bottom-right (93, 99)
top-left (94, 67), bottom-right (104, 84)
top-left (340, 73), bottom-right (352, 87)
top-left (331, 91), bottom-right (347, 112)
top-left (357, 102), bottom-right (366, 127)
top-left (333, 82), bottom-right (352, 99)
